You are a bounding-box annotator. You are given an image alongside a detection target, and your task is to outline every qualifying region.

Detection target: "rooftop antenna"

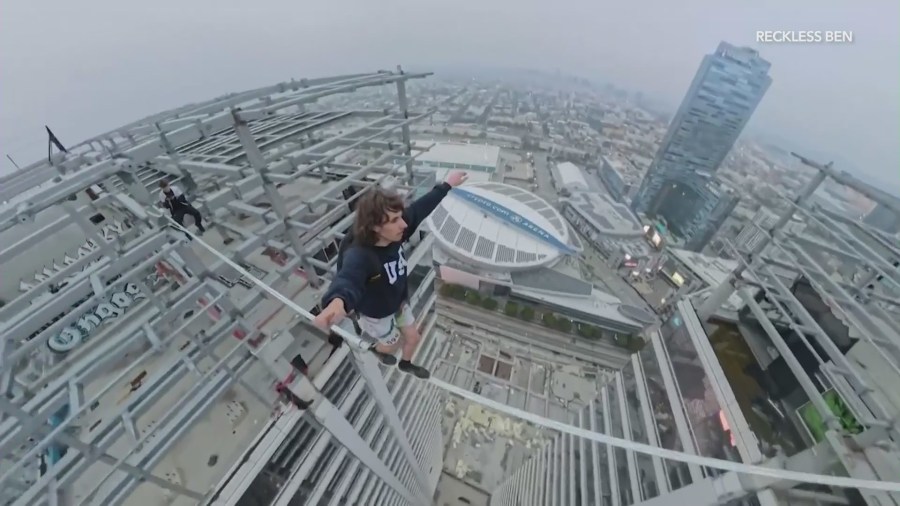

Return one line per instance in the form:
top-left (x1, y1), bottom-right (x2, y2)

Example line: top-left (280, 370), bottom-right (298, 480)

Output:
top-left (5, 154), bottom-right (21, 171)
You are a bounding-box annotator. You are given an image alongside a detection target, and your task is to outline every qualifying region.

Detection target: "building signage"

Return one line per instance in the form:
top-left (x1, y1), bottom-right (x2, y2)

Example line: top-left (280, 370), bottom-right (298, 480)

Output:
top-left (452, 188), bottom-right (575, 255)
top-left (47, 283), bottom-right (146, 354)
top-left (20, 220), bottom-right (133, 293)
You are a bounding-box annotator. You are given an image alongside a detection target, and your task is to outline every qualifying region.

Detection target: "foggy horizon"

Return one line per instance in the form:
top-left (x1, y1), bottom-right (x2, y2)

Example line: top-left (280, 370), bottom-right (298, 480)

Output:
top-left (2, 0), bottom-right (897, 187)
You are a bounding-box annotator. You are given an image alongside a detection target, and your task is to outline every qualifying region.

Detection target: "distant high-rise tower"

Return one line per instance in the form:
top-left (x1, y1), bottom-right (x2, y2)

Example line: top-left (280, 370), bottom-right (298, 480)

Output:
top-left (685, 182), bottom-right (740, 251)
top-left (633, 42), bottom-right (771, 251)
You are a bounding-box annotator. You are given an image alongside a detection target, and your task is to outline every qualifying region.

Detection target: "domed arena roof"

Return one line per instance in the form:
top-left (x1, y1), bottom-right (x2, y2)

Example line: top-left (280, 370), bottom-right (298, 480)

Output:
top-left (426, 182), bottom-right (577, 270)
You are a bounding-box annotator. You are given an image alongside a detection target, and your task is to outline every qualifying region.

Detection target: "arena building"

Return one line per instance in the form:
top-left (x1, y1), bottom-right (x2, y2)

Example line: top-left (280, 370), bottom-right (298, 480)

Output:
top-left (425, 182), bottom-right (654, 335)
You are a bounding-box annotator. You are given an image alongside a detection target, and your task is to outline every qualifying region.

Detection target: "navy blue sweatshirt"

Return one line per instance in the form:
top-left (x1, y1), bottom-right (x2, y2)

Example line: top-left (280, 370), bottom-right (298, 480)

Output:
top-left (322, 182), bottom-right (451, 318)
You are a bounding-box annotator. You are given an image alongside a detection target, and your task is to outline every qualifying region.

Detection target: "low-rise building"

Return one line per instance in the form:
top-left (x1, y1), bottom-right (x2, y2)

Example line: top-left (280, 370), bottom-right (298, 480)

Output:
top-left (561, 191), bottom-right (653, 269)
top-left (425, 182), bottom-right (654, 336)
top-left (412, 141), bottom-right (501, 183)
top-left (599, 156), bottom-right (634, 202)
top-left (551, 161), bottom-right (589, 194)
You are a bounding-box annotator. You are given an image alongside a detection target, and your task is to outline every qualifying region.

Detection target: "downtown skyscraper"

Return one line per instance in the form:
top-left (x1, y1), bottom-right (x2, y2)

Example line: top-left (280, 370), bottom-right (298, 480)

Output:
top-left (633, 42), bottom-right (771, 251)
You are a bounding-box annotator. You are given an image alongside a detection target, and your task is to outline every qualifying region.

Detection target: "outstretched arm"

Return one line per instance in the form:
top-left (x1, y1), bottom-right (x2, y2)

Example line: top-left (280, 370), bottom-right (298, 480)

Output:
top-left (401, 182), bottom-right (451, 240)
top-left (321, 248), bottom-right (371, 313)
top-left (401, 171), bottom-right (468, 241)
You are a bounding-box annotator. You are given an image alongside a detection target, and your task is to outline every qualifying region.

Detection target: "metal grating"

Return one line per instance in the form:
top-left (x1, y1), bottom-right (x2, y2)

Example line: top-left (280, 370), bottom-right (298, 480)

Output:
top-left (440, 216), bottom-right (461, 244)
top-left (474, 236), bottom-right (496, 259)
top-left (431, 205), bottom-right (449, 230)
top-left (516, 250), bottom-right (538, 263)
top-left (495, 245), bottom-right (516, 263)
top-left (455, 227), bottom-right (477, 252)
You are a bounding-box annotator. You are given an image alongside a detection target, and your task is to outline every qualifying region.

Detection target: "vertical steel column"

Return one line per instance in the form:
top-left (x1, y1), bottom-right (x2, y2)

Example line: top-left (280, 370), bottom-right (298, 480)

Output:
top-left (616, 374), bottom-right (642, 502)
top-left (394, 71), bottom-right (415, 185)
top-left (155, 123), bottom-right (198, 192)
top-left (538, 440), bottom-right (553, 506)
top-left (554, 434), bottom-right (563, 506)
top-left (631, 354), bottom-right (669, 495)
top-left (602, 388), bottom-right (621, 506)
top-left (588, 402), bottom-right (604, 506)
top-left (348, 346), bottom-right (432, 500)
top-left (566, 428), bottom-right (576, 505)
top-left (534, 446), bottom-right (544, 506)
top-left (512, 458), bottom-right (523, 506)
top-left (230, 109), bottom-right (322, 287)
top-left (578, 411), bottom-right (589, 506)
top-left (542, 443), bottom-right (552, 506)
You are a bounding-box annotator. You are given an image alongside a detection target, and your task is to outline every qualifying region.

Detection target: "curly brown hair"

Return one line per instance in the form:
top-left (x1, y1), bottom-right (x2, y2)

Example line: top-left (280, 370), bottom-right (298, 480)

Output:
top-left (352, 187), bottom-right (405, 246)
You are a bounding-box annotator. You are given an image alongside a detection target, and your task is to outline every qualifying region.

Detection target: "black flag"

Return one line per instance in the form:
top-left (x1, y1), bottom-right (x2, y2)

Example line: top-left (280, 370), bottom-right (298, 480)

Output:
top-left (46, 126), bottom-right (68, 162)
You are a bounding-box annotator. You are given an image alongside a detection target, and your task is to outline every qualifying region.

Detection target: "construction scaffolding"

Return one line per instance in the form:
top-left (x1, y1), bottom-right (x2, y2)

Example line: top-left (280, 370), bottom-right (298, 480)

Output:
top-left (0, 70), bottom-right (446, 506)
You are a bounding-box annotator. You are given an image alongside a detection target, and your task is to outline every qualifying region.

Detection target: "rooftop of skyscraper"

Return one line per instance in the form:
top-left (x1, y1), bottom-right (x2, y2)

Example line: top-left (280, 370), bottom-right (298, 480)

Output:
top-left (1, 56), bottom-right (899, 506)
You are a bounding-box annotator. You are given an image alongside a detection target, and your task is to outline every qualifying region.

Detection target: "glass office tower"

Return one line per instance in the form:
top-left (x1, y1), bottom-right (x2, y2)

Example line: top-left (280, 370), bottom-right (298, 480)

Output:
top-left (633, 42), bottom-right (771, 251)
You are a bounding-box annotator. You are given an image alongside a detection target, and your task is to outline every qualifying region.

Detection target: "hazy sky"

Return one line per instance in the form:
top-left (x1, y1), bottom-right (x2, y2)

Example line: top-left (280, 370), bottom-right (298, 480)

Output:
top-left (2, 0), bottom-right (897, 184)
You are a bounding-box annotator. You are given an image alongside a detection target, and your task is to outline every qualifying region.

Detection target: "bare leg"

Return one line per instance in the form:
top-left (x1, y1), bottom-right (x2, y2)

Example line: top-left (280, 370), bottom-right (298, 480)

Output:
top-left (375, 340), bottom-right (401, 355)
top-left (395, 324), bottom-right (429, 378)
top-left (397, 324), bottom-right (421, 362)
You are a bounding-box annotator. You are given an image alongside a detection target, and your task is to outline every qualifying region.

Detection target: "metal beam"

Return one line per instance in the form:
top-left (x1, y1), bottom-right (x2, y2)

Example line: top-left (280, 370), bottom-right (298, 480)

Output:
top-left (696, 169), bottom-right (826, 320)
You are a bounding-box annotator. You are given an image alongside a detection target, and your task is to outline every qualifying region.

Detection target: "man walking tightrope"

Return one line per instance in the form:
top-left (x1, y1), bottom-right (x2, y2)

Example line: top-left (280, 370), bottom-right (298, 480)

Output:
top-left (314, 171), bottom-right (467, 379)
top-left (158, 180), bottom-right (206, 236)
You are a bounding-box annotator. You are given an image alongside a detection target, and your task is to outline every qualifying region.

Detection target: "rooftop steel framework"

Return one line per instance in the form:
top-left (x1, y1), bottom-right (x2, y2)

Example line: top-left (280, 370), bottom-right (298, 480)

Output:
top-left (488, 156), bottom-right (900, 506)
top-left (3, 66), bottom-right (899, 506)
top-left (0, 69), bottom-right (445, 505)
top-left (690, 155), bottom-right (900, 505)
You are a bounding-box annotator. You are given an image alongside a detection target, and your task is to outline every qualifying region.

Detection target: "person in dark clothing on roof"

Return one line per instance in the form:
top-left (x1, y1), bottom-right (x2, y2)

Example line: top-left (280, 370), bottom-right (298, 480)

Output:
top-left (158, 180), bottom-right (206, 235)
top-left (314, 171), bottom-right (468, 379)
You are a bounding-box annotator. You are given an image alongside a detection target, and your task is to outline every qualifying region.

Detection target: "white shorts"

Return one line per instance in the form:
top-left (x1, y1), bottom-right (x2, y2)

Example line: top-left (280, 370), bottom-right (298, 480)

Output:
top-left (357, 305), bottom-right (415, 346)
